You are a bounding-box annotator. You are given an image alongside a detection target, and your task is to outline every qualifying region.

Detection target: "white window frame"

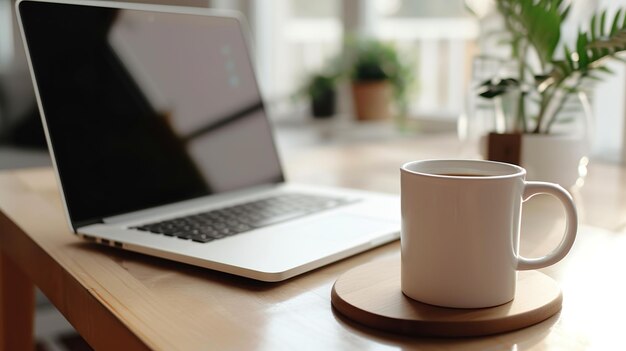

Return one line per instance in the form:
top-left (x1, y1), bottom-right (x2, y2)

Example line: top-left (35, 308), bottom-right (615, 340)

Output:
top-left (0, 0), bottom-right (14, 69)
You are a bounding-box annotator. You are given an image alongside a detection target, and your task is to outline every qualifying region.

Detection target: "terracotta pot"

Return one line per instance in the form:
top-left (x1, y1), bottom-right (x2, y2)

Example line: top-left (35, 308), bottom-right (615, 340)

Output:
top-left (351, 81), bottom-right (392, 121)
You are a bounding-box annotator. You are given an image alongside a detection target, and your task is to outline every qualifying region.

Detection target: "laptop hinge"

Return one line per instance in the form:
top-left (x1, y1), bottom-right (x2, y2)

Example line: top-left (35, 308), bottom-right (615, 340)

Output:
top-left (74, 218), bottom-right (104, 229)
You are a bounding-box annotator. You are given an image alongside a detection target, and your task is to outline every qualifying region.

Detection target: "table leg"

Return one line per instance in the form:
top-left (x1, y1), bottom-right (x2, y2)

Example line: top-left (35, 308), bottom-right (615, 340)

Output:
top-left (0, 250), bottom-right (35, 351)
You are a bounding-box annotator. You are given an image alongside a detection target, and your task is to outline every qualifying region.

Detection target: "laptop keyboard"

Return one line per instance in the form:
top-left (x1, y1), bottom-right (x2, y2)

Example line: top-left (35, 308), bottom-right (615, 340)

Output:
top-left (131, 193), bottom-right (354, 243)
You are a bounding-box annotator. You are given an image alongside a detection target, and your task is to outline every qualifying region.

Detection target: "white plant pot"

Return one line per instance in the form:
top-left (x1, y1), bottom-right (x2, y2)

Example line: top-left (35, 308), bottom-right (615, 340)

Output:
top-left (479, 133), bottom-right (589, 188)
top-left (520, 134), bottom-right (588, 188)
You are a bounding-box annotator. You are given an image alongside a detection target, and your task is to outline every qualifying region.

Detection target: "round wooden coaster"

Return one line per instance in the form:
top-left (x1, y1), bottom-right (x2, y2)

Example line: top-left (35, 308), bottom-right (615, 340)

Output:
top-left (331, 257), bottom-right (562, 337)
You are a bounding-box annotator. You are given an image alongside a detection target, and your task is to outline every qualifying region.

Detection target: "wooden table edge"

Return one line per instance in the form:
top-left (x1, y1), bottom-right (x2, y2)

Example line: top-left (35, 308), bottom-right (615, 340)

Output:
top-left (0, 207), bottom-right (151, 350)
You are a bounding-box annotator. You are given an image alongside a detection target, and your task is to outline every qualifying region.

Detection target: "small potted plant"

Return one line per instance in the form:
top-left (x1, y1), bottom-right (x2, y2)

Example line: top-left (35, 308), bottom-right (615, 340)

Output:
top-left (472, 0), bottom-right (626, 187)
top-left (349, 39), bottom-right (412, 121)
top-left (304, 73), bottom-right (338, 118)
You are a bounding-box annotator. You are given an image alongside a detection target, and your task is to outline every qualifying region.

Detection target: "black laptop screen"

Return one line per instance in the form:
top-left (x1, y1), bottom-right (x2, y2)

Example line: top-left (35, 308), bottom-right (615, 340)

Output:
top-left (19, 1), bottom-right (284, 228)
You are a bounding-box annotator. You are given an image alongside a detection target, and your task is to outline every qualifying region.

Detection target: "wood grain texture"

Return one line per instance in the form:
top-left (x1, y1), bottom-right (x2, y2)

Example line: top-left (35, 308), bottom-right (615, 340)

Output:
top-left (331, 257), bottom-right (562, 337)
top-left (0, 173), bottom-right (150, 351)
top-left (0, 251), bottom-right (35, 351)
top-left (1, 134), bottom-right (626, 350)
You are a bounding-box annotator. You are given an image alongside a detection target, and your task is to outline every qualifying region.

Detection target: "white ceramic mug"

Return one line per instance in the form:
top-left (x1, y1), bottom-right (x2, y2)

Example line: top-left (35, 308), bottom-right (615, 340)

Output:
top-left (400, 159), bottom-right (577, 308)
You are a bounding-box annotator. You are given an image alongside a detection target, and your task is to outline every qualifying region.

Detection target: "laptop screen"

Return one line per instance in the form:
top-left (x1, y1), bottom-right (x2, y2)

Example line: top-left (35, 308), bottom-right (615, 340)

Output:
top-left (19, 1), bottom-right (284, 228)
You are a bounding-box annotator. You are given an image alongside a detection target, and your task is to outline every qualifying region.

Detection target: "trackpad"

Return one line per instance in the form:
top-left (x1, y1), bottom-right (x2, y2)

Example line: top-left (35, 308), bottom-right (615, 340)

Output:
top-left (225, 214), bottom-right (399, 271)
top-left (284, 213), bottom-right (396, 247)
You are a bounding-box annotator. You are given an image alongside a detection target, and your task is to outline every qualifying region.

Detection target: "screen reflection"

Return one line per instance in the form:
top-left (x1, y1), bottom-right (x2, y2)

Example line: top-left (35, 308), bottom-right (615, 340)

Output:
top-left (20, 2), bottom-right (283, 227)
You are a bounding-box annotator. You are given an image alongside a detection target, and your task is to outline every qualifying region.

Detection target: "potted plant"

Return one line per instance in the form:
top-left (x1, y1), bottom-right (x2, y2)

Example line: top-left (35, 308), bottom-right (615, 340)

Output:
top-left (304, 73), bottom-right (338, 118)
top-left (473, 0), bottom-right (626, 187)
top-left (349, 39), bottom-right (412, 121)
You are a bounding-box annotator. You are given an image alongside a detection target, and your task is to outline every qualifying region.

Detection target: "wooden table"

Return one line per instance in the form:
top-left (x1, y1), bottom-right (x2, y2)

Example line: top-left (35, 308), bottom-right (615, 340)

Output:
top-left (2, 133), bottom-right (626, 350)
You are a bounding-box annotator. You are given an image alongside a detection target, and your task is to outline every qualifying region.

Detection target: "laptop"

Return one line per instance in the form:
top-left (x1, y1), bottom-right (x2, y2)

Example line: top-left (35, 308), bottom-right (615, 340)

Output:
top-left (16, 0), bottom-right (400, 281)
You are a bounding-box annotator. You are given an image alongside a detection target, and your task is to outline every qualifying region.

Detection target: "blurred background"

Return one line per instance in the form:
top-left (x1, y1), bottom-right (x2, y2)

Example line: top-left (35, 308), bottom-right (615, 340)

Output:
top-left (3, 0), bottom-right (626, 163)
top-left (1, 0), bottom-right (478, 163)
top-left (2, 0), bottom-right (626, 350)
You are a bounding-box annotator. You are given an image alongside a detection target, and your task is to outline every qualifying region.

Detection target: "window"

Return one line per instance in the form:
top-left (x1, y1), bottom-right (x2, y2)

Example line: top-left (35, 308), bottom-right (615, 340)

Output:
top-left (246, 0), bottom-right (342, 116)
top-left (592, 0), bottom-right (626, 162)
top-left (238, 0), bottom-right (478, 121)
top-left (375, 1), bottom-right (479, 119)
top-left (0, 0), bottom-right (13, 69)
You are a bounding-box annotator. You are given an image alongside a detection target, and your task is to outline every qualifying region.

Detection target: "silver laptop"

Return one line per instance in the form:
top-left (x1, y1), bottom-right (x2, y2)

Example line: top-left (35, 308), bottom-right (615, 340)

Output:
top-left (16, 0), bottom-right (399, 281)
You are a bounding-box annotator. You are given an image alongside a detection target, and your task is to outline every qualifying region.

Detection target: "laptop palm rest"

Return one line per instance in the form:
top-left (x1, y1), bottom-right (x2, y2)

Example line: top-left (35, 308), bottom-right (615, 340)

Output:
top-left (209, 213), bottom-right (397, 268)
top-left (82, 213), bottom-right (397, 280)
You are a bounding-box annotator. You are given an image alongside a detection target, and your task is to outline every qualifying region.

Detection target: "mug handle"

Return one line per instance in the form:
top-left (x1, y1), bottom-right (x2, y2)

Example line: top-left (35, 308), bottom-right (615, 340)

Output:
top-left (517, 181), bottom-right (578, 270)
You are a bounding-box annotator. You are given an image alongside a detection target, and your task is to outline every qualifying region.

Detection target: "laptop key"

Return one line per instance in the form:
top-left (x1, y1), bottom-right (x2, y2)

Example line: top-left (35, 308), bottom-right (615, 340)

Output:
top-left (175, 233), bottom-right (193, 240)
top-left (191, 234), bottom-right (214, 243)
top-left (160, 228), bottom-right (179, 236)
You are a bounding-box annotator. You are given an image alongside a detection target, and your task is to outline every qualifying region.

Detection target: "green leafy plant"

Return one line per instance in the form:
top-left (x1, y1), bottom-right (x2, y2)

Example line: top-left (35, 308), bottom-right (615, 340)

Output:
top-left (296, 61), bottom-right (339, 111)
top-left (304, 73), bottom-right (338, 101)
top-left (349, 39), bottom-right (413, 114)
top-left (299, 71), bottom-right (339, 118)
top-left (478, 0), bottom-right (626, 134)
